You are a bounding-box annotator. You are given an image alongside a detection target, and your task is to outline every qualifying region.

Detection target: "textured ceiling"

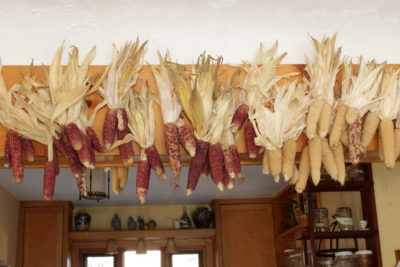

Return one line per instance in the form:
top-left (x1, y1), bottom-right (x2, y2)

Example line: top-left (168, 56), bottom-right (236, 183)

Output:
top-left (0, 165), bottom-right (287, 206)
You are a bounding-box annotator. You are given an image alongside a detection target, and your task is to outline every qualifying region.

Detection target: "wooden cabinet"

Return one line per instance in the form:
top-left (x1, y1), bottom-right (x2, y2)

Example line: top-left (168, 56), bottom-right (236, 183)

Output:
top-left (213, 199), bottom-right (277, 267)
top-left (16, 201), bottom-right (73, 267)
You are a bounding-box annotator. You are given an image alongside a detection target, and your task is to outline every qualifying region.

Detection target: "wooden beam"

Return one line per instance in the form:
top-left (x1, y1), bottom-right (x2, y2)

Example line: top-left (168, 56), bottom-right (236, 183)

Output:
top-left (0, 64), bottom-right (389, 167)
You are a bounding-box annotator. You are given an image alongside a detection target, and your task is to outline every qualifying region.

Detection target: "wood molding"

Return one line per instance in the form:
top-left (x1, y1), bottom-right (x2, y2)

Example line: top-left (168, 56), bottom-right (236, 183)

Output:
top-left (69, 228), bottom-right (215, 241)
top-left (0, 64), bottom-right (387, 167)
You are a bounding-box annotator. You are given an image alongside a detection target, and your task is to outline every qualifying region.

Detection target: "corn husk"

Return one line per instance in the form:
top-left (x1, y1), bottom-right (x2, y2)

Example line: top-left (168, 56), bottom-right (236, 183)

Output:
top-left (240, 42), bottom-right (295, 115)
top-left (99, 40), bottom-right (147, 109)
top-left (340, 58), bottom-right (385, 122)
top-left (152, 51), bottom-right (182, 124)
top-left (374, 68), bottom-right (400, 121)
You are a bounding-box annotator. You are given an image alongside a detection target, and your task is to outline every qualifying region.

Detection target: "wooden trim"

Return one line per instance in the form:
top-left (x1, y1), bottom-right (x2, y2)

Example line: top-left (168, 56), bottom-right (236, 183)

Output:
top-left (69, 229), bottom-right (215, 241)
top-left (395, 250), bottom-right (400, 264)
top-left (212, 198), bottom-right (272, 206)
top-left (16, 204), bottom-right (25, 267)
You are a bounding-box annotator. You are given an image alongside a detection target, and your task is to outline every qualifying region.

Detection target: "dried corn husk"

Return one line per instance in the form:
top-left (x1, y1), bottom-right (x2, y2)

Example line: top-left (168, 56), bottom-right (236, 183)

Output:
top-left (305, 33), bottom-right (341, 139)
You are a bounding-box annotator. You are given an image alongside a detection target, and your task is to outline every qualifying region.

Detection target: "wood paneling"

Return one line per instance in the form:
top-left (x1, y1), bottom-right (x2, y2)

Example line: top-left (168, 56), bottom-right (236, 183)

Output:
top-left (0, 64), bottom-right (387, 167)
top-left (214, 200), bottom-right (277, 267)
top-left (16, 201), bottom-right (73, 267)
top-left (23, 207), bottom-right (63, 267)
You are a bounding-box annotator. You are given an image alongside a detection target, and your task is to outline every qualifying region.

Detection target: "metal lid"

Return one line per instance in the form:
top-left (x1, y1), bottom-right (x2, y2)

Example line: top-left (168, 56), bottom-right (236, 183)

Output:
top-left (284, 249), bottom-right (295, 253)
top-left (318, 261), bottom-right (334, 265)
top-left (289, 253), bottom-right (302, 258)
top-left (355, 250), bottom-right (373, 255)
top-left (335, 251), bottom-right (353, 257)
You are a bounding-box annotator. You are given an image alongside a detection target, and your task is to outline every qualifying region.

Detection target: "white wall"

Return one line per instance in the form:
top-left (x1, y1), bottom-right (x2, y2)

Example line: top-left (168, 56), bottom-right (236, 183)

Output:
top-left (1, 0), bottom-right (400, 65)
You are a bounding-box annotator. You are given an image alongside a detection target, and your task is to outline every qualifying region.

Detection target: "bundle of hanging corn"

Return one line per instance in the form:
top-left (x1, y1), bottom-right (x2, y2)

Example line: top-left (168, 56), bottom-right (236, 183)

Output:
top-left (232, 42), bottom-right (289, 159)
top-left (0, 62), bottom-right (60, 200)
top-left (152, 51), bottom-right (196, 188)
top-left (112, 82), bottom-right (165, 204)
top-left (169, 53), bottom-right (232, 196)
top-left (329, 58), bottom-right (384, 167)
top-left (99, 40), bottom-right (147, 167)
top-left (19, 43), bottom-right (108, 196)
top-left (369, 68), bottom-right (400, 168)
top-left (219, 70), bottom-right (244, 186)
top-left (304, 34), bottom-right (341, 185)
top-left (251, 79), bottom-right (309, 183)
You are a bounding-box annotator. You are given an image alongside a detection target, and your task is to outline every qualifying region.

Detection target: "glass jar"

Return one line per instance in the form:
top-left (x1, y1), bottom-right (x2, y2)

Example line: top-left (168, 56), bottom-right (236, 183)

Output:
top-left (284, 249), bottom-right (295, 267)
top-left (334, 207), bottom-right (353, 231)
top-left (313, 208), bottom-right (329, 232)
top-left (355, 250), bottom-right (373, 267)
top-left (317, 260), bottom-right (334, 267)
top-left (333, 251), bottom-right (355, 267)
top-left (289, 253), bottom-right (303, 267)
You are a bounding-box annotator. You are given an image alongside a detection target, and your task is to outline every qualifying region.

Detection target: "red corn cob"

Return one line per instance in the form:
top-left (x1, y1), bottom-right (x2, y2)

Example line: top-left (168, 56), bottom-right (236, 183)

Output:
top-left (223, 165), bottom-right (235, 190)
top-left (103, 109), bottom-right (118, 150)
top-left (209, 143), bottom-right (224, 191)
top-left (76, 131), bottom-right (91, 168)
top-left (229, 145), bottom-right (244, 182)
top-left (117, 108), bottom-right (128, 131)
top-left (8, 130), bottom-right (24, 183)
top-left (164, 123), bottom-right (181, 179)
top-left (187, 140), bottom-right (210, 196)
top-left (201, 151), bottom-right (210, 178)
top-left (86, 127), bottom-right (106, 152)
top-left (245, 122), bottom-right (258, 158)
top-left (61, 127), bottom-right (87, 196)
top-left (66, 122), bottom-right (83, 151)
top-left (348, 118), bottom-right (362, 165)
top-left (145, 144), bottom-right (166, 179)
top-left (222, 147), bottom-right (236, 179)
top-left (231, 104), bottom-right (249, 133)
top-left (117, 128), bottom-right (134, 167)
top-left (21, 138), bottom-right (35, 162)
top-left (177, 123), bottom-right (196, 157)
top-left (3, 132), bottom-right (11, 168)
top-left (53, 137), bottom-right (68, 157)
top-left (136, 152), bottom-right (151, 205)
top-left (43, 145), bottom-right (58, 200)
top-left (53, 145), bottom-right (60, 176)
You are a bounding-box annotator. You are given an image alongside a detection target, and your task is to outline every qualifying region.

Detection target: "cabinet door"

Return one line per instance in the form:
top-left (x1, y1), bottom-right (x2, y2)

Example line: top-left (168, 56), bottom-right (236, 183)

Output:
top-left (220, 203), bottom-right (276, 267)
top-left (23, 207), bottom-right (64, 267)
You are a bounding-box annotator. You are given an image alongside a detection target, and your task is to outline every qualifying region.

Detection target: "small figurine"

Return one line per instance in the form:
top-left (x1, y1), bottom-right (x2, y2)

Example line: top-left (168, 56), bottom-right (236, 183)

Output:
top-left (74, 212), bottom-right (91, 231)
top-left (147, 219), bottom-right (157, 230)
top-left (127, 216), bottom-right (137, 230)
top-left (137, 217), bottom-right (145, 230)
top-left (111, 214), bottom-right (122, 230)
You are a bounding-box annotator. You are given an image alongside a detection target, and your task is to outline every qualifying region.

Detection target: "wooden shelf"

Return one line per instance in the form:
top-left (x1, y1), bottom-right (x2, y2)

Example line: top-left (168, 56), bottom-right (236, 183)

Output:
top-left (68, 228), bottom-right (215, 241)
top-left (276, 225), bottom-right (302, 240)
top-left (294, 230), bottom-right (378, 240)
top-left (307, 180), bottom-right (373, 192)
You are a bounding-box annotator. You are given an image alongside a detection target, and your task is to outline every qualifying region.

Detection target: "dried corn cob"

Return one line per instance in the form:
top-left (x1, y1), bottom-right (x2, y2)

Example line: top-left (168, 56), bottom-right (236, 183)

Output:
top-left (361, 112), bottom-right (380, 152)
top-left (103, 109), bottom-right (117, 150)
top-left (8, 130), bottom-right (24, 183)
top-left (136, 150), bottom-right (151, 205)
top-left (244, 122), bottom-right (258, 158)
top-left (66, 122), bottom-right (83, 151)
top-left (21, 138), bottom-right (34, 162)
top-left (231, 104), bottom-right (249, 133)
top-left (209, 143), bottom-right (224, 191)
top-left (262, 149), bottom-right (270, 175)
top-left (164, 123), bottom-right (181, 180)
top-left (295, 145), bottom-right (311, 193)
top-left (43, 145), bottom-right (58, 200)
top-left (145, 145), bottom-right (166, 179)
top-left (348, 118), bottom-right (362, 165)
top-left (222, 146), bottom-right (236, 179)
top-left (76, 130), bottom-right (91, 168)
top-left (282, 139), bottom-right (296, 181)
top-left (117, 128), bottom-right (134, 167)
top-left (267, 148), bottom-right (282, 183)
top-left (309, 137), bottom-right (321, 185)
top-left (321, 138), bottom-right (338, 180)
top-left (222, 165), bottom-right (234, 190)
top-left (176, 119), bottom-right (196, 157)
top-left (117, 108), bottom-right (128, 131)
top-left (112, 167), bottom-right (128, 195)
top-left (334, 143), bottom-right (346, 185)
top-left (53, 137), bottom-right (68, 157)
top-left (201, 153), bottom-right (210, 178)
top-left (380, 119), bottom-right (395, 168)
top-left (187, 140), bottom-right (209, 196)
top-left (329, 103), bottom-right (348, 149)
top-left (3, 133), bottom-right (10, 168)
top-left (229, 145), bottom-right (243, 182)
top-left (86, 127), bottom-right (106, 153)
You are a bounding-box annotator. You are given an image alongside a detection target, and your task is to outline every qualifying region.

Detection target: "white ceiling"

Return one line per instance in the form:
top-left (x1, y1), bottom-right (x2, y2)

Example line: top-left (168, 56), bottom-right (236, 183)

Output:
top-left (0, 165), bottom-right (287, 206)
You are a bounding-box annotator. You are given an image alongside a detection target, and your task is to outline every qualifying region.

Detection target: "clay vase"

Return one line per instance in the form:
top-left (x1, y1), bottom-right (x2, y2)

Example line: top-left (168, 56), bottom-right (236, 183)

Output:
top-left (74, 212), bottom-right (91, 231)
top-left (192, 207), bottom-right (213, 228)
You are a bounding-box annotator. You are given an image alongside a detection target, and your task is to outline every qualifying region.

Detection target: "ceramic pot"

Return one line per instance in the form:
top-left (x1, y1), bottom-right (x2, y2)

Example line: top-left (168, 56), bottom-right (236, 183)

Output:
top-left (111, 214), bottom-right (122, 230)
top-left (192, 207), bottom-right (213, 228)
top-left (74, 212), bottom-right (91, 231)
top-left (127, 216), bottom-right (137, 230)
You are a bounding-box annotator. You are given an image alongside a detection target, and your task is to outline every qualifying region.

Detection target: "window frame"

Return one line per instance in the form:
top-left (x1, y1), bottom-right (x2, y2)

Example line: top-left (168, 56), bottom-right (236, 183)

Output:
top-left (169, 251), bottom-right (203, 267)
top-left (82, 253), bottom-right (116, 267)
